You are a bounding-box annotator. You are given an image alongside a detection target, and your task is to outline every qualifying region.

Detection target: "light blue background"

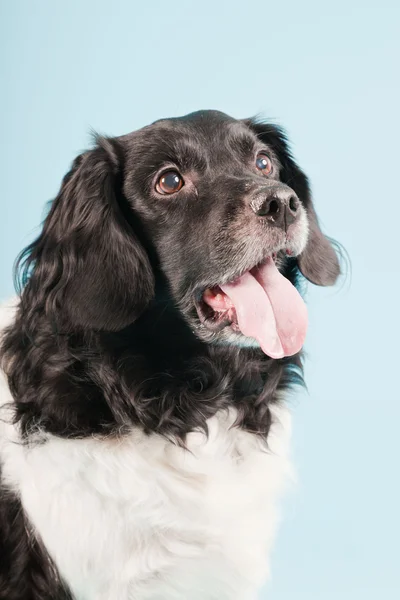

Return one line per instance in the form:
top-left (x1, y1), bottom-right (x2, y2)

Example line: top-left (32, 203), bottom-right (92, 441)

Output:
top-left (1, 1), bottom-right (399, 598)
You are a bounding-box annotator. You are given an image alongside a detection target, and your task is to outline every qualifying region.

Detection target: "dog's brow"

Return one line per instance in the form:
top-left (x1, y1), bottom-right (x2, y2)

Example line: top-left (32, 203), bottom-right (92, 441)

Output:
top-left (151, 136), bottom-right (209, 173)
top-left (229, 134), bottom-right (257, 159)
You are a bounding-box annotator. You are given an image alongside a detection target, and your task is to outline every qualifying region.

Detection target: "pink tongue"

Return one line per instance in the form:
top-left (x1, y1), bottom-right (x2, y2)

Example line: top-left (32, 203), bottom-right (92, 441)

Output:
top-left (220, 257), bottom-right (308, 358)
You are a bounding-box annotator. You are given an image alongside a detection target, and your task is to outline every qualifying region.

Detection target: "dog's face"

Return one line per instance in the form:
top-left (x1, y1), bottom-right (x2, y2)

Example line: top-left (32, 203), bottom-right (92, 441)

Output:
top-left (23, 110), bottom-right (339, 358)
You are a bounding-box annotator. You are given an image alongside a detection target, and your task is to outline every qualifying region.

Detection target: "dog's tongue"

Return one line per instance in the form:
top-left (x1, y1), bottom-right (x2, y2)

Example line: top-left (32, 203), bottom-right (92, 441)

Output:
top-left (220, 257), bottom-right (308, 358)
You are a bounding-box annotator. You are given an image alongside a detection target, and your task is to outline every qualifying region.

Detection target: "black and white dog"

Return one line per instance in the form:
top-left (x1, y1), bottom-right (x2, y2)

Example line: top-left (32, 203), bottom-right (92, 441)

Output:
top-left (0, 110), bottom-right (339, 600)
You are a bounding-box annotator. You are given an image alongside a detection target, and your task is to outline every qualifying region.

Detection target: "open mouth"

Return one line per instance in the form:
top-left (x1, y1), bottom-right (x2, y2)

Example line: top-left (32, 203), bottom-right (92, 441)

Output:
top-left (195, 252), bottom-right (308, 359)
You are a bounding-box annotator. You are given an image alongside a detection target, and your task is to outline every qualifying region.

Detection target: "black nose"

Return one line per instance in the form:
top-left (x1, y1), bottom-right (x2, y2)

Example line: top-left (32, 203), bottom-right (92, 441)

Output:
top-left (254, 190), bottom-right (300, 230)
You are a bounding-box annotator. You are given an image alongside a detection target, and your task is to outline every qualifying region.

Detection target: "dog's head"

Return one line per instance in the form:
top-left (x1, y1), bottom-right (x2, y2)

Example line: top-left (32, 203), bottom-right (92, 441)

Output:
top-left (20, 110), bottom-right (339, 358)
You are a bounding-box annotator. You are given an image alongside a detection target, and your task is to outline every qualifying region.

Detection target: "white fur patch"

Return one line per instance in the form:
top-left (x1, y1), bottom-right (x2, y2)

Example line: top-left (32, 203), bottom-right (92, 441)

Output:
top-left (0, 303), bottom-right (293, 600)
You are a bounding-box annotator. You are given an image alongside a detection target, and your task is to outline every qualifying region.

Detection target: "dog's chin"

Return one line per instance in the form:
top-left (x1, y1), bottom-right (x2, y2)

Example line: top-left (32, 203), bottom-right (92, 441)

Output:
top-left (191, 312), bottom-right (262, 352)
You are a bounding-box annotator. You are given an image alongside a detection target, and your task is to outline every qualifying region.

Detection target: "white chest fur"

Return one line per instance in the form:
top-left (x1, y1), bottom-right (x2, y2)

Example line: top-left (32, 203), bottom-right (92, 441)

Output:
top-left (0, 304), bottom-right (292, 600)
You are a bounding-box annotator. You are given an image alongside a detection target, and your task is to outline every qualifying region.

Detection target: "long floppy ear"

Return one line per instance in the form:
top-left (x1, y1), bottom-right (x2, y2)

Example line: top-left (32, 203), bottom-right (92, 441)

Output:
top-left (18, 136), bottom-right (154, 331)
top-left (248, 121), bottom-right (340, 286)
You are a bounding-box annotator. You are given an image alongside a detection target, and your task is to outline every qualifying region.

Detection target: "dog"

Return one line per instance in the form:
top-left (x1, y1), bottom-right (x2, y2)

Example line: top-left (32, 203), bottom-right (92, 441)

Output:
top-left (0, 110), bottom-right (340, 600)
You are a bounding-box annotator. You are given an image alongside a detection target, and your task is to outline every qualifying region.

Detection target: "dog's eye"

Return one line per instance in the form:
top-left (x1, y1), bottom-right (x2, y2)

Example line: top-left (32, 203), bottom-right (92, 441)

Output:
top-left (156, 171), bottom-right (184, 194)
top-left (256, 153), bottom-right (273, 175)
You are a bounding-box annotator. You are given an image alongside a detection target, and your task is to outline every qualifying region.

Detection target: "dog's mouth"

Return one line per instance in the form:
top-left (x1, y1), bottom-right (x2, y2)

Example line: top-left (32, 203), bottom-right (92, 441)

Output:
top-left (195, 252), bottom-right (308, 359)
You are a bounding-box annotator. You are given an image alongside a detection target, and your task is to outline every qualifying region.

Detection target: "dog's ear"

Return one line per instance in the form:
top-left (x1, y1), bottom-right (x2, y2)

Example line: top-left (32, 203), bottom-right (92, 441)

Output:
top-left (248, 121), bottom-right (340, 286)
top-left (18, 136), bottom-right (155, 331)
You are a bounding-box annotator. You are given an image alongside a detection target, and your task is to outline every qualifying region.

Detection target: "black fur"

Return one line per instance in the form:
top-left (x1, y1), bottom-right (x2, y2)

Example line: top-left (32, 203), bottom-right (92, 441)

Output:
top-left (0, 470), bottom-right (72, 599)
top-left (0, 110), bottom-right (339, 599)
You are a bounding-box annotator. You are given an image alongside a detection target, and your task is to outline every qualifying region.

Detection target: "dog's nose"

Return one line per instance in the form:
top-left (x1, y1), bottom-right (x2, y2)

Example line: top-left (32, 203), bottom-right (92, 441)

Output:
top-left (253, 189), bottom-right (300, 230)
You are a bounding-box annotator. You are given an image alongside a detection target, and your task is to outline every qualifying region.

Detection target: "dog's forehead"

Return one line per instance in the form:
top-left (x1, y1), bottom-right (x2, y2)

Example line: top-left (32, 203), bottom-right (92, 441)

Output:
top-left (156, 110), bottom-right (244, 134)
top-left (167, 109), bottom-right (234, 125)
top-left (131, 110), bottom-right (257, 153)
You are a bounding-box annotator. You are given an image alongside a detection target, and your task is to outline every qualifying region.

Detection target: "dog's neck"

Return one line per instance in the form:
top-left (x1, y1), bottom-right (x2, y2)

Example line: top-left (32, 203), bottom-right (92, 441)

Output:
top-left (2, 298), bottom-right (302, 443)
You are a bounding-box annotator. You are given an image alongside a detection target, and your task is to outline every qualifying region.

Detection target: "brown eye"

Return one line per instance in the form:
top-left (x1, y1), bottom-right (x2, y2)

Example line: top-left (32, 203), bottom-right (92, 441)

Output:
top-left (256, 153), bottom-right (273, 175)
top-left (156, 171), bottom-right (184, 194)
